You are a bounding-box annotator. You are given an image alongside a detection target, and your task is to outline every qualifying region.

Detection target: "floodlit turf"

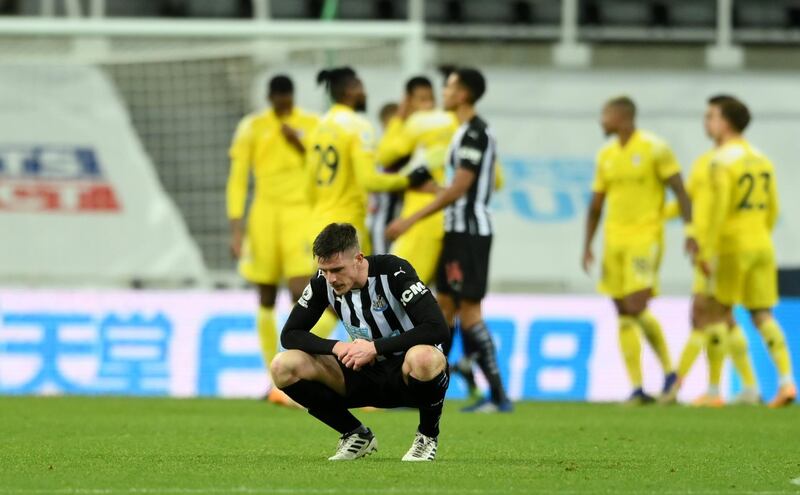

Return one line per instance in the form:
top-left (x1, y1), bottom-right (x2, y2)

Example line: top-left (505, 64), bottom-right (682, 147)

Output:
top-left (1, 397), bottom-right (799, 494)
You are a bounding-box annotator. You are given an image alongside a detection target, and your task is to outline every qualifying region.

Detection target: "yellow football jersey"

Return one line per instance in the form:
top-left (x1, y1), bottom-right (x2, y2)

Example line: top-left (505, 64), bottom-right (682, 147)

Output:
top-left (592, 130), bottom-right (681, 244)
top-left (703, 138), bottom-right (779, 258)
top-left (306, 104), bottom-right (409, 220)
top-left (226, 107), bottom-right (319, 218)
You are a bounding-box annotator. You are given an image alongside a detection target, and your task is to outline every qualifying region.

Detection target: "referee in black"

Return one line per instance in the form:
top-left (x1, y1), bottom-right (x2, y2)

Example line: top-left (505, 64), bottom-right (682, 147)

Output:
top-left (387, 67), bottom-right (511, 413)
top-left (271, 222), bottom-right (450, 461)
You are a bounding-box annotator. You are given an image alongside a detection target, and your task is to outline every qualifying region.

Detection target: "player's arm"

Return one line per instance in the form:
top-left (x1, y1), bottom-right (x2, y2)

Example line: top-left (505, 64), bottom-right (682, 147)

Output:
top-left (766, 163), bottom-right (780, 231)
top-left (376, 260), bottom-right (449, 355)
top-left (352, 124), bottom-right (411, 192)
top-left (582, 192), bottom-right (605, 274)
top-left (376, 116), bottom-right (415, 170)
top-left (581, 152), bottom-right (606, 274)
top-left (226, 117), bottom-right (253, 258)
top-left (280, 278), bottom-right (340, 355)
top-left (386, 130), bottom-right (485, 239)
top-left (665, 173), bottom-right (699, 259)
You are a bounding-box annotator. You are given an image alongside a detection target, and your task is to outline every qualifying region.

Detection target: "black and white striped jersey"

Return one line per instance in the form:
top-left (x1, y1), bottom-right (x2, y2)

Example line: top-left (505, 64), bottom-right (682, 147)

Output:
top-left (281, 254), bottom-right (449, 357)
top-left (444, 115), bottom-right (497, 237)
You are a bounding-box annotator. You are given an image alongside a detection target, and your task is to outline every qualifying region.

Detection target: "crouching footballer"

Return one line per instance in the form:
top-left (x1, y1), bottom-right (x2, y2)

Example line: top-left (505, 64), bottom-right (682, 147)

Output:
top-left (270, 222), bottom-right (450, 461)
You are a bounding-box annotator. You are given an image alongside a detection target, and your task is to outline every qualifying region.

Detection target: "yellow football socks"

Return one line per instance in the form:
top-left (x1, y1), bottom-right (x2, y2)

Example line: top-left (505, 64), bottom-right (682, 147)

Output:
top-left (677, 329), bottom-right (707, 378)
top-left (257, 306), bottom-right (279, 367)
top-left (619, 316), bottom-right (643, 388)
top-left (637, 310), bottom-right (674, 373)
top-left (705, 322), bottom-right (728, 389)
top-left (728, 324), bottom-right (757, 389)
top-left (757, 318), bottom-right (794, 386)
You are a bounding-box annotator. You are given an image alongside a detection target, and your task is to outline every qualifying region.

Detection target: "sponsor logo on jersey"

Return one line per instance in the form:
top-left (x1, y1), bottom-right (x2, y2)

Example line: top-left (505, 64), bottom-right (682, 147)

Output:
top-left (343, 322), bottom-right (373, 341)
top-left (401, 281), bottom-right (428, 306)
top-left (457, 146), bottom-right (482, 164)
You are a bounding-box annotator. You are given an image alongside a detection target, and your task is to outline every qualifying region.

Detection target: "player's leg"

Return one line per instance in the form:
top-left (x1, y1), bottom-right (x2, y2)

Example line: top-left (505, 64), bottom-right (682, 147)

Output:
top-left (665, 292), bottom-right (711, 404)
top-left (696, 296), bottom-right (728, 407)
top-left (605, 244), bottom-right (649, 403)
top-left (727, 311), bottom-right (760, 405)
top-left (744, 249), bottom-right (795, 407)
top-left (459, 298), bottom-right (510, 412)
top-left (624, 241), bottom-right (675, 393)
top-left (270, 350), bottom-right (376, 459)
top-left (256, 284), bottom-right (280, 369)
top-left (400, 345), bottom-right (449, 461)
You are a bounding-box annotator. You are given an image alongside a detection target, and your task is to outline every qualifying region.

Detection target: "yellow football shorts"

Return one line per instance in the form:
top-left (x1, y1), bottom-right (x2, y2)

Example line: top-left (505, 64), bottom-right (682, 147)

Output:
top-left (711, 248), bottom-right (778, 310)
top-left (599, 239), bottom-right (663, 299)
top-left (392, 212), bottom-right (444, 285)
top-left (238, 202), bottom-right (314, 285)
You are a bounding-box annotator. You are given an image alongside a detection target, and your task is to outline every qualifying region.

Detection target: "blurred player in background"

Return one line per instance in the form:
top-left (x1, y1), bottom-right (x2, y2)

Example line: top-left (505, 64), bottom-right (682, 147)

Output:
top-left (307, 67), bottom-right (431, 256)
top-left (271, 223), bottom-right (450, 461)
top-left (226, 75), bottom-right (339, 405)
top-left (367, 102), bottom-right (405, 255)
top-left (582, 96), bottom-right (698, 404)
top-left (694, 96), bottom-right (796, 408)
top-left (387, 67), bottom-right (512, 413)
top-left (662, 95), bottom-right (759, 407)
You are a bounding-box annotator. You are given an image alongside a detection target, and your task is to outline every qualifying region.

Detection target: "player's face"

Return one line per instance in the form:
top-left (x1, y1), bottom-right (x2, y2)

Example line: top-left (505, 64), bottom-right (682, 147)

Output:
top-left (408, 86), bottom-right (435, 113)
top-left (269, 92), bottom-right (293, 116)
top-left (442, 73), bottom-right (463, 111)
top-left (600, 104), bottom-right (622, 136)
top-left (705, 104), bottom-right (725, 141)
top-left (318, 250), bottom-right (364, 295)
top-left (353, 79), bottom-right (367, 113)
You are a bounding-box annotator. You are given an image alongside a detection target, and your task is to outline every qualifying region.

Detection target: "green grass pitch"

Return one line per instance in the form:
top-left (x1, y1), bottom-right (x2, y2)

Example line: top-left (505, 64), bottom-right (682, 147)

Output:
top-left (1, 397), bottom-right (798, 494)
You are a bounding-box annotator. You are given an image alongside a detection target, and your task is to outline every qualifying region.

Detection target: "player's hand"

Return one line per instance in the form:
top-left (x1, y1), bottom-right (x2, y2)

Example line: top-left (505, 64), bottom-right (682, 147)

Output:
top-left (341, 339), bottom-right (377, 371)
top-left (685, 236), bottom-right (699, 261)
top-left (333, 341), bottom-right (353, 362)
top-left (407, 166), bottom-right (433, 188)
top-left (230, 231), bottom-right (243, 259)
top-left (397, 99), bottom-right (411, 120)
top-left (581, 248), bottom-right (594, 275)
top-left (386, 217), bottom-right (413, 241)
top-left (281, 124), bottom-right (303, 150)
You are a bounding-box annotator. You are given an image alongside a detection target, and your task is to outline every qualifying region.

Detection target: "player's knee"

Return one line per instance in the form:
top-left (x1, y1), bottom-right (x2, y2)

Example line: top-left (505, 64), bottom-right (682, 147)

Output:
top-left (269, 350), bottom-right (308, 388)
top-left (404, 345), bottom-right (446, 381)
top-left (750, 309), bottom-right (771, 327)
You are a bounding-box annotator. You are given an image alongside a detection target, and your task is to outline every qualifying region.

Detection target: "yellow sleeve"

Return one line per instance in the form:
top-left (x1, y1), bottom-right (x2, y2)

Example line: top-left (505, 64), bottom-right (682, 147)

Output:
top-left (352, 122), bottom-right (410, 192)
top-left (662, 200), bottom-right (680, 221)
top-left (766, 162), bottom-right (780, 231)
top-left (493, 159), bottom-right (505, 191)
top-left (702, 163), bottom-right (732, 260)
top-left (655, 142), bottom-right (681, 180)
top-left (226, 116), bottom-right (253, 219)
top-left (376, 116), bottom-right (415, 167)
top-left (591, 150), bottom-right (607, 193)
top-left (300, 113), bottom-right (320, 150)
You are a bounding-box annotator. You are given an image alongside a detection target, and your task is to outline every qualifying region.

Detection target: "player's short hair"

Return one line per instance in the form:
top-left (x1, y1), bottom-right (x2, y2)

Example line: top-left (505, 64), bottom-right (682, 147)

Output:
top-left (379, 102), bottom-right (399, 122)
top-left (606, 96), bottom-right (636, 119)
top-left (316, 67), bottom-right (358, 102)
top-left (453, 67), bottom-right (486, 104)
top-left (268, 74), bottom-right (293, 96)
top-left (708, 94), bottom-right (751, 132)
top-left (405, 76), bottom-right (433, 95)
top-left (313, 223), bottom-right (360, 261)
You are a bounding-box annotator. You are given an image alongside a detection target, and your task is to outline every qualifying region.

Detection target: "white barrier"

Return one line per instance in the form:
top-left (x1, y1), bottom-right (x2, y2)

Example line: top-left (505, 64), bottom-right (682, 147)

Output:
top-left (2, 289), bottom-right (797, 402)
top-left (0, 65), bottom-right (206, 285)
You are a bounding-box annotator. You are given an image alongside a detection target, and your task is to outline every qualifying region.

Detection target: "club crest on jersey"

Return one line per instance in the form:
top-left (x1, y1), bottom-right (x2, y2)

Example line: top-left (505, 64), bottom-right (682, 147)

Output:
top-left (632, 154), bottom-right (641, 166)
top-left (371, 295), bottom-right (389, 312)
top-left (401, 281), bottom-right (428, 306)
top-left (298, 283), bottom-right (313, 308)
